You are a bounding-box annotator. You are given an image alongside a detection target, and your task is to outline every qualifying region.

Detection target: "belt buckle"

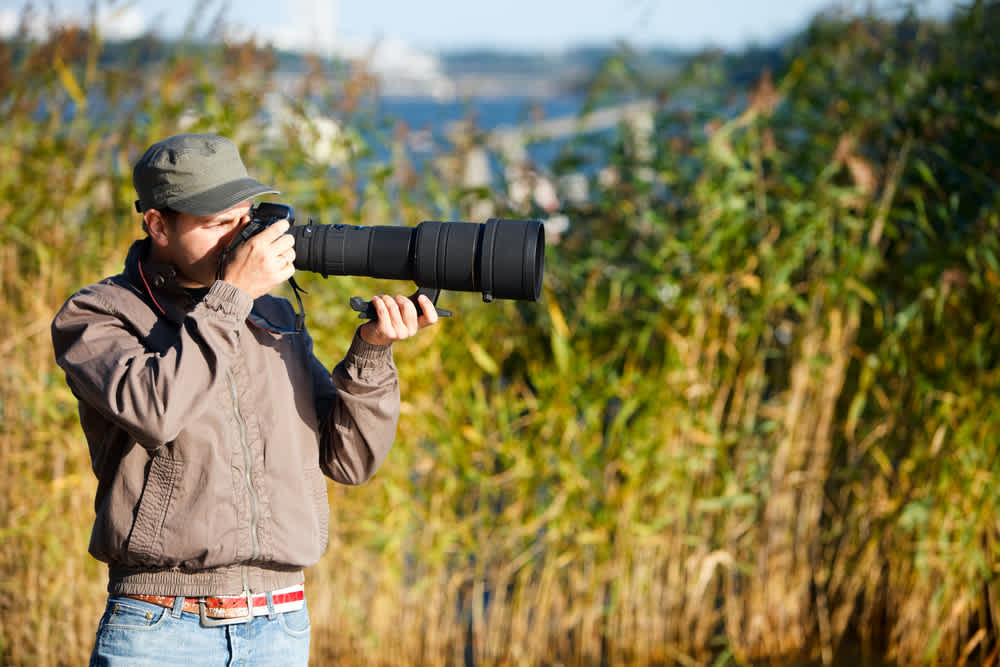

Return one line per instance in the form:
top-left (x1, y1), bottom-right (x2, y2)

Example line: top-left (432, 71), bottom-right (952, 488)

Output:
top-left (197, 589), bottom-right (254, 627)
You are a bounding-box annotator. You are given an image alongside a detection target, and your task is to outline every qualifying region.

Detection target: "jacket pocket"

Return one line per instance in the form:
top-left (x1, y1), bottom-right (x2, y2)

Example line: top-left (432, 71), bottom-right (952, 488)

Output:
top-left (127, 455), bottom-right (184, 563)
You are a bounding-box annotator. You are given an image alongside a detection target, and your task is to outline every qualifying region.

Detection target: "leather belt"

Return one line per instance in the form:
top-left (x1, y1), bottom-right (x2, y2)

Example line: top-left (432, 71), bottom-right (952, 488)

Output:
top-left (124, 584), bottom-right (305, 626)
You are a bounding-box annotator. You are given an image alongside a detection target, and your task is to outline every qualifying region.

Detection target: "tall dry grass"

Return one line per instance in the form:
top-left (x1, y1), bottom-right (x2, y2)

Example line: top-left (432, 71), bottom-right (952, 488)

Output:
top-left (3, 2), bottom-right (1000, 665)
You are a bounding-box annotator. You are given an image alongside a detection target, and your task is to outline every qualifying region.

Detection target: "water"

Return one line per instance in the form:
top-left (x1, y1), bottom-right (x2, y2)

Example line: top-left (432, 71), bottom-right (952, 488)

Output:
top-left (374, 94), bottom-right (588, 136)
top-left (368, 93), bottom-right (599, 170)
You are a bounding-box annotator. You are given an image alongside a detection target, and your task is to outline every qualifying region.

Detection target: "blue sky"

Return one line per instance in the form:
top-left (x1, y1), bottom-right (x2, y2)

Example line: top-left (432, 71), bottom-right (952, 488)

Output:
top-left (0, 0), bottom-right (959, 52)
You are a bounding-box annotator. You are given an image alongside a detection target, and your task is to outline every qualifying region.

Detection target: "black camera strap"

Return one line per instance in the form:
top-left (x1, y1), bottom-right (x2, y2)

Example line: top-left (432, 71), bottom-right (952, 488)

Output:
top-left (240, 275), bottom-right (307, 335)
top-left (286, 277), bottom-right (307, 332)
top-left (216, 220), bottom-right (268, 282)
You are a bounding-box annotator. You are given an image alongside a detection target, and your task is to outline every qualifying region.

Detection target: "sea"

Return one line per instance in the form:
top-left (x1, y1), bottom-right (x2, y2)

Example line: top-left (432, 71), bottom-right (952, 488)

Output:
top-left (375, 93), bottom-right (587, 136)
top-left (368, 92), bottom-right (594, 169)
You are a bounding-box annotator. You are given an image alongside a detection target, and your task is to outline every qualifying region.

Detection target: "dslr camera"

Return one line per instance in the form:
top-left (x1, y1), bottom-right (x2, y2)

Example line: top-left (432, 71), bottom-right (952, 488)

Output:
top-left (227, 202), bottom-right (545, 319)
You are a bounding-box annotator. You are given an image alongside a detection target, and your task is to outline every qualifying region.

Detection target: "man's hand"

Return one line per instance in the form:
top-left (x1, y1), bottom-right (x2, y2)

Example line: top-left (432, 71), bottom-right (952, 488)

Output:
top-left (360, 294), bottom-right (439, 345)
top-left (222, 218), bottom-right (296, 299)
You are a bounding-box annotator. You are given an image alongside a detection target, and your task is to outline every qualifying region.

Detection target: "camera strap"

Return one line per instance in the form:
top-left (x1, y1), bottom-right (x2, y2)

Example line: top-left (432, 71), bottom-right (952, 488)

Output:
top-left (286, 277), bottom-right (307, 332)
top-left (216, 220), bottom-right (268, 282)
top-left (243, 277), bottom-right (306, 335)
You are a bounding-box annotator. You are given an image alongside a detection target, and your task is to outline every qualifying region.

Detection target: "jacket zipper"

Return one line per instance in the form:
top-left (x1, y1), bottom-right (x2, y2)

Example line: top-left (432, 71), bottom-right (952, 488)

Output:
top-left (227, 369), bottom-right (261, 568)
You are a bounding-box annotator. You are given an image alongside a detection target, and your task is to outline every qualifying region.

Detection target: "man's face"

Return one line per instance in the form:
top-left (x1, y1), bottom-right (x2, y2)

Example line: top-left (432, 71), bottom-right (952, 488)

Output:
top-left (153, 201), bottom-right (253, 287)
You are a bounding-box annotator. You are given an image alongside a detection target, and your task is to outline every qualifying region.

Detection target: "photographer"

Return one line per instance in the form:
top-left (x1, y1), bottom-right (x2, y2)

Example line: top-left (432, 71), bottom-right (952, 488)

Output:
top-left (51, 133), bottom-right (438, 665)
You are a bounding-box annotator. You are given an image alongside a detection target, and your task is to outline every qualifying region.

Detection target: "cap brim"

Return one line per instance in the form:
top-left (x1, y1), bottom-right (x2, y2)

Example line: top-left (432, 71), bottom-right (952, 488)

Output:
top-left (167, 177), bottom-right (279, 216)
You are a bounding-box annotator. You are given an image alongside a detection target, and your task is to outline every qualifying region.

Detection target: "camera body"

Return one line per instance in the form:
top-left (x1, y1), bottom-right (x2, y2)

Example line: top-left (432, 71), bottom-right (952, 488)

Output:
top-left (248, 202), bottom-right (296, 231)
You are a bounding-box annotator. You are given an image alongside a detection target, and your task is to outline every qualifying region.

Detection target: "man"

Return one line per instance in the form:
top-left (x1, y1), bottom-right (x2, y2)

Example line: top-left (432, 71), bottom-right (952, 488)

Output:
top-left (51, 134), bottom-right (438, 666)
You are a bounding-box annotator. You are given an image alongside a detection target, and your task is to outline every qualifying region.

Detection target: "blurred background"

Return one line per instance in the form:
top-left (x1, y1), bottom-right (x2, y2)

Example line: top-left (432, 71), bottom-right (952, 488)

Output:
top-left (1, 0), bottom-right (998, 665)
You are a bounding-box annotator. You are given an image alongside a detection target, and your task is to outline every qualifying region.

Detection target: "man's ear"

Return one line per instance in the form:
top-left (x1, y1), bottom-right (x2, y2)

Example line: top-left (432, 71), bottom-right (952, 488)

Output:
top-left (145, 209), bottom-right (170, 247)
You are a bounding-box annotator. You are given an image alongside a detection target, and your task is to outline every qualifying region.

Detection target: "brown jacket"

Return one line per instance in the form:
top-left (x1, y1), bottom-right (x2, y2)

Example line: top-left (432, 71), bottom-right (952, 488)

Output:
top-left (51, 239), bottom-right (400, 596)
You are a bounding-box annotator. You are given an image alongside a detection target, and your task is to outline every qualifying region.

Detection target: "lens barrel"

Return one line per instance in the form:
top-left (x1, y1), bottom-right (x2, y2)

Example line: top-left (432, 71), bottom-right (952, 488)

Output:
top-left (290, 218), bottom-right (544, 302)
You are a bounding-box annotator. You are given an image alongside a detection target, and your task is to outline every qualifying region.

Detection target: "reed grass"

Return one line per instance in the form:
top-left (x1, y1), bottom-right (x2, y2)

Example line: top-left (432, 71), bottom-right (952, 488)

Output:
top-left (2, 2), bottom-right (999, 665)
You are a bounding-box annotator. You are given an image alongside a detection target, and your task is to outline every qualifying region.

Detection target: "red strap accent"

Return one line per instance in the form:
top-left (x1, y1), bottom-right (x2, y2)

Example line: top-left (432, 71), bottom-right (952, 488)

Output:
top-left (137, 259), bottom-right (167, 316)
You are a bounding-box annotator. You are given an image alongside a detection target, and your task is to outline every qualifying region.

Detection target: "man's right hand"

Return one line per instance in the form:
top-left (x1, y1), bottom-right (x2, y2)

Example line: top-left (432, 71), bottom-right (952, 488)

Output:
top-left (222, 218), bottom-right (297, 299)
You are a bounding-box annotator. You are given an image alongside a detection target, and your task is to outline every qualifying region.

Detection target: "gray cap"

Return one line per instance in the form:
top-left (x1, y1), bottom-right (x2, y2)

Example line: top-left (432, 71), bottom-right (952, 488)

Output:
top-left (133, 134), bottom-right (278, 216)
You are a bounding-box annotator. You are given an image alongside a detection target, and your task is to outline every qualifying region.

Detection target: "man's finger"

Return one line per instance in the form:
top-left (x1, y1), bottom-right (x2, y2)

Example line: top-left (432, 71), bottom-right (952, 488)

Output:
top-left (385, 296), bottom-right (408, 335)
top-left (251, 218), bottom-right (291, 244)
top-left (372, 296), bottom-right (399, 337)
top-left (271, 232), bottom-right (296, 251)
top-left (395, 295), bottom-right (419, 335)
top-left (416, 294), bottom-right (439, 325)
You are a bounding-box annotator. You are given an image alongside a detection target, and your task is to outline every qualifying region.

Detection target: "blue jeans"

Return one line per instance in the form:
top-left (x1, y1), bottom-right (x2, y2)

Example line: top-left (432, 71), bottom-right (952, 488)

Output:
top-left (89, 595), bottom-right (311, 666)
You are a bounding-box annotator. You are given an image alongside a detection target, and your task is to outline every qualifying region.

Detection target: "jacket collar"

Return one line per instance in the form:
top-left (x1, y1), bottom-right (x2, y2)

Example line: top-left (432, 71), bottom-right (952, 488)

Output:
top-left (123, 238), bottom-right (199, 325)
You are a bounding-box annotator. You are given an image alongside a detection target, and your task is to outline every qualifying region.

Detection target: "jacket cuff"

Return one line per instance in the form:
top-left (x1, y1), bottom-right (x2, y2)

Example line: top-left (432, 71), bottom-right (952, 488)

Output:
top-left (203, 281), bottom-right (254, 322)
top-left (345, 328), bottom-right (394, 366)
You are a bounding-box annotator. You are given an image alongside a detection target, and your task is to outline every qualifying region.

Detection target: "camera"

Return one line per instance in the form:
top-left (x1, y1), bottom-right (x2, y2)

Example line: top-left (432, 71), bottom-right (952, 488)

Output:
top-left (236, 202), bottom-right (546, 318)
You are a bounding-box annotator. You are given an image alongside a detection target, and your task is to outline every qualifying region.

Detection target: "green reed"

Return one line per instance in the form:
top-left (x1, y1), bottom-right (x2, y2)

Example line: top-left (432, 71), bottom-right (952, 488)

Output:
top-left (3, 2), bottom-right (999, 665)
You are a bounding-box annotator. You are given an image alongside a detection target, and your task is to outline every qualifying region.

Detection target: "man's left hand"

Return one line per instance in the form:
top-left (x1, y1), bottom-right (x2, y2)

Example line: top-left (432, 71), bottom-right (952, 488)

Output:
top-left (359, 294), bottom-right (439, 346)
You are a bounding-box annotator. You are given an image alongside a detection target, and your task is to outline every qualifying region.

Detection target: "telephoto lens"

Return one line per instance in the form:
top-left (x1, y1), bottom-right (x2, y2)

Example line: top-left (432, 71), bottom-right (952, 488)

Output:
top-left (290, 218), bottom-right (545, 303)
